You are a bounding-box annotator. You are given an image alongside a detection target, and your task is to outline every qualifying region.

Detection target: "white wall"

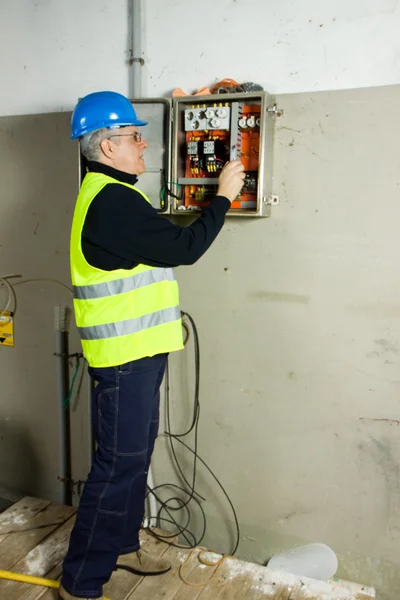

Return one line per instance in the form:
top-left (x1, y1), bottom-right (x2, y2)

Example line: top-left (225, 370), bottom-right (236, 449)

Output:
top-left (0, 0), bottom-right (130, 116)
top-left (1, 0), bottom-right (400, 116)
top-left (146, 0), bottom-right (400, 97)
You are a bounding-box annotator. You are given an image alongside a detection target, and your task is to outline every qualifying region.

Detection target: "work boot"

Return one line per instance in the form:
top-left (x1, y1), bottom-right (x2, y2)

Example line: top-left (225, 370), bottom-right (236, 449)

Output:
top-left (58, 584), bottom-right (103, 600)
top-left (116, 548), bottom-right (171, 576)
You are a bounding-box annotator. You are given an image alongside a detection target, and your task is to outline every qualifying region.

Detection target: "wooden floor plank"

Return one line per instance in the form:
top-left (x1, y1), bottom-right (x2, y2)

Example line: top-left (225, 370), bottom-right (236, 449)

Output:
top-left (329, 578), bottom-right (376, 599)
top-left (202, 553), bottom-right (261, 600)
top-left (0, 497), bottom-right (51, 521)
top-left (170, 549), bottom-right (220, 600)
top-left (0, 502), bottom-right (75, 573)
top-left (22, 562), bottom-right (62, 600)
top-left (271, 590), bottom-right (295, 600)
top-left (25, 529), bottom-right (179, 600)
top-left (243, 566), bottom-right (299, 600)
top-left (0, 499), bottom-right (70, 535)
top-left (0, 497), bottom-right (377, 600)
top-left (0, 498), bottom-right (51, 540)
top-left (0, 515), bottom-right (75, 600)
top-left (127, 544), bottom-right (189, 600)
top-left (194, 559), bottom-right (235, 600)
top-left (202, 557), bottom-right (255, 600)
top-left (219, 574), bottom-right (254, 600)
top-left (245, 582), bottom-right (296, 600)
top-left (104, 529), bottom-right (176, 600)
top-left (27, 588), bottom-right (58, 600)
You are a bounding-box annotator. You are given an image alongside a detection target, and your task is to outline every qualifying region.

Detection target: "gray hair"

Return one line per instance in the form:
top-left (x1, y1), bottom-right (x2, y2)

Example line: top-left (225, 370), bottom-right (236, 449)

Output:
top-left (80, 127), bottom-right (120, 161)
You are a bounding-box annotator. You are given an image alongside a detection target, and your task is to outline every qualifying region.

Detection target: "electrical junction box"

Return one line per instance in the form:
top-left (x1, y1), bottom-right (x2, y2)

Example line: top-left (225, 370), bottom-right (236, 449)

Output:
top-left (79, 92), bottom-right (279, 218)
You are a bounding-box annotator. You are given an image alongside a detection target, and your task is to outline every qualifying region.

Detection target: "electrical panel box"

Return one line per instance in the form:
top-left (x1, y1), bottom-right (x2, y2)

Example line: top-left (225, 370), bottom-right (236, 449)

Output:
top-left (79, 92), bottom-right (279, 217)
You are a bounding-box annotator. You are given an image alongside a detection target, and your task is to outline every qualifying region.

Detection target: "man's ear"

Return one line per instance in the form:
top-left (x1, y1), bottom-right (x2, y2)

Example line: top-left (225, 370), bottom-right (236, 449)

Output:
top-left (100, 137), bottom-right (115, 159)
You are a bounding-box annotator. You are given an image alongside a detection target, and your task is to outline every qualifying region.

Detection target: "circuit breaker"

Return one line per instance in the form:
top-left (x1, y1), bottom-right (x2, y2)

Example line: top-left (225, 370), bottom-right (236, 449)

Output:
top-left (79, 92), bottom-right (279, 217)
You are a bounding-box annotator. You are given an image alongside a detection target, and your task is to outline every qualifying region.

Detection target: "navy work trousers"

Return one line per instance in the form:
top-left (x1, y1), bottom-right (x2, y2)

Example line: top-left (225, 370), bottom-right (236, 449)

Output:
top-left (61, 354), bottom-right (167, 598)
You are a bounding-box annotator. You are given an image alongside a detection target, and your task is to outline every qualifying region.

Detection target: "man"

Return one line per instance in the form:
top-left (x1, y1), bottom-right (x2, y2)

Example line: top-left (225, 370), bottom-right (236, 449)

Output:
top-left (60, 90), bottom-right (244, 600)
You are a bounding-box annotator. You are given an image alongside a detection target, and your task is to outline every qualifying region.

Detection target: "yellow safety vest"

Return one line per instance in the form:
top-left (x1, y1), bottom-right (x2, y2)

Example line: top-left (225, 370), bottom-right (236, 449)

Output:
top-left (70, 172), bottom-right (184, 368)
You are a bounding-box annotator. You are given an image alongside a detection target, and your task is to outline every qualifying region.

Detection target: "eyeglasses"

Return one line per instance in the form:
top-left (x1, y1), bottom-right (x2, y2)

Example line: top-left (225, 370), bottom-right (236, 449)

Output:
top-left (107, 132), bottom-right (143, 143)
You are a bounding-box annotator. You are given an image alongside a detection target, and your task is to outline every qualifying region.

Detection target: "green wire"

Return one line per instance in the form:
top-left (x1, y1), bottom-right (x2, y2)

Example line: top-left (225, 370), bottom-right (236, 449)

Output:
top-left (160, 181), bottom-right (182, 209)
top-left (166, 181), bottom-right (181, 187)
top-left (64, 358), bottom-right (81, 409)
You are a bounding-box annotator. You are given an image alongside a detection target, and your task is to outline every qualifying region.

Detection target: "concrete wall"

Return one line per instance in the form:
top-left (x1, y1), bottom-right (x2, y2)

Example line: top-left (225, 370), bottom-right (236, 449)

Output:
top-left (0, 112), bottom-right (90, 502)
top-left (154, 84), bottom-right (400, 600)
top-left (1, 1), bottom-right (400, 598)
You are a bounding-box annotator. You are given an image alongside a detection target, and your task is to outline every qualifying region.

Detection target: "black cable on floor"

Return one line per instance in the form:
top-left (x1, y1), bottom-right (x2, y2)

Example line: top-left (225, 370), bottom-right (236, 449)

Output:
top-left (145, 311), bottom-right (240, 556)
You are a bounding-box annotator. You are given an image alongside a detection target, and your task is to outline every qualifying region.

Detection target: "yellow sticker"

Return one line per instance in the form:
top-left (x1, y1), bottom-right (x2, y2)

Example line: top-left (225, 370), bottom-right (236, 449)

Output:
top-left (0, 311), bottom-right (14, 347)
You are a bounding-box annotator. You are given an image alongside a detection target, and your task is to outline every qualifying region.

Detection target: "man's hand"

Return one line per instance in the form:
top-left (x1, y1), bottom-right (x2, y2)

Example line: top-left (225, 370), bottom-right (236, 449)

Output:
top-left (217, 160), bottom-right (246, 203)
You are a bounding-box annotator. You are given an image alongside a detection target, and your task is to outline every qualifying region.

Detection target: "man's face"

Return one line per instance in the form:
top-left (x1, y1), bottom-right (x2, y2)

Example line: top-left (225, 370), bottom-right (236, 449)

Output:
top-left (105, 126), bottom-right (148, 175)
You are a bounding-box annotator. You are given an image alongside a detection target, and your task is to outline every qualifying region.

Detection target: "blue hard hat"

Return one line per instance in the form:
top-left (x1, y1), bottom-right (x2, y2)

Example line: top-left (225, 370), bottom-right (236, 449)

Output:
top-left (71, 91), bottom-right (147, 139)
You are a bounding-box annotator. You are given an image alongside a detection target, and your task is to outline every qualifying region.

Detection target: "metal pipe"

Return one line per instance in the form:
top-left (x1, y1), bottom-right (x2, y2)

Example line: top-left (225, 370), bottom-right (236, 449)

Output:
top-left (130, 0), bottom-right (157, 526)
top-left (146, 467), bottom-right (157, 528)
top-left (55, 305), bottom-right (72, 505)
top-left (130, 0), bottom-right (144, 98)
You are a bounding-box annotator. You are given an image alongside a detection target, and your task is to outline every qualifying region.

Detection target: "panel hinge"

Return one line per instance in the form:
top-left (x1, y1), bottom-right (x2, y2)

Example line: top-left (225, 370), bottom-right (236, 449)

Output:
top-left (263, 195), bottom-right (280, 206)
top-left (267, 104), bottom-right (284, 119)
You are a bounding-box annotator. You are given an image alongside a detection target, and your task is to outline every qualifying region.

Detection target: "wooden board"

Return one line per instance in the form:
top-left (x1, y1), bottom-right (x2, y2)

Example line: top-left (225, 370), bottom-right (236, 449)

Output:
top-left (0, 497), bottom-right (75, 572)
top-left (172, 549), bottom-right (221, 600)
top-left (103, 529), bottom-right (179, 600)
top-left (0, 516), bottom-right (76, 600)
top-left (0, 497), bottom-right (376, 600)
top-left (126, 544), bottom-right (189, 600)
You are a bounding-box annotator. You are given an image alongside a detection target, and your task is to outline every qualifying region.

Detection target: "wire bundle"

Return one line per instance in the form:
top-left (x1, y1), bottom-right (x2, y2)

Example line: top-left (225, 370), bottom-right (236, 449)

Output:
top-left (145, 311), bottom-right (240, 555)
top-left (0, 274), bottom-right (72, 316)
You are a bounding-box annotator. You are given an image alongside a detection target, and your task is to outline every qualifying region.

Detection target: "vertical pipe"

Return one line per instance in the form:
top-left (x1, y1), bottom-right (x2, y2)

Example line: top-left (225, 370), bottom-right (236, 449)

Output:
top-left (146, 468), bottom-right (157, 528)
top-left (131, 0), bottom-right (157, 526)
top-left (55, 305), bottom-right (72, 505)
top-left (131, 0), bottom-right (144, 98)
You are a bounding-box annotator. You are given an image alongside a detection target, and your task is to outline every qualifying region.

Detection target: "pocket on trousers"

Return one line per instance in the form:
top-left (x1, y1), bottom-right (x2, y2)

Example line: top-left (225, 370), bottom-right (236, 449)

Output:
top-left (115, 362), bottom-right (133, 375)
top-left (97, 387), bottom-right (118, 451)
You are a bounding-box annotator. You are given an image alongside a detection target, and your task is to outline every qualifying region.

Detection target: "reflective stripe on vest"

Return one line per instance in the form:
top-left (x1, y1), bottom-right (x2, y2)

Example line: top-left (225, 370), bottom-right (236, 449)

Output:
top-left (78, 306), bottom-right (181, 340)
top-left (70, 172), bottom-right (184, 367)
top-left (73, 268), bottom-right (176, 300)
